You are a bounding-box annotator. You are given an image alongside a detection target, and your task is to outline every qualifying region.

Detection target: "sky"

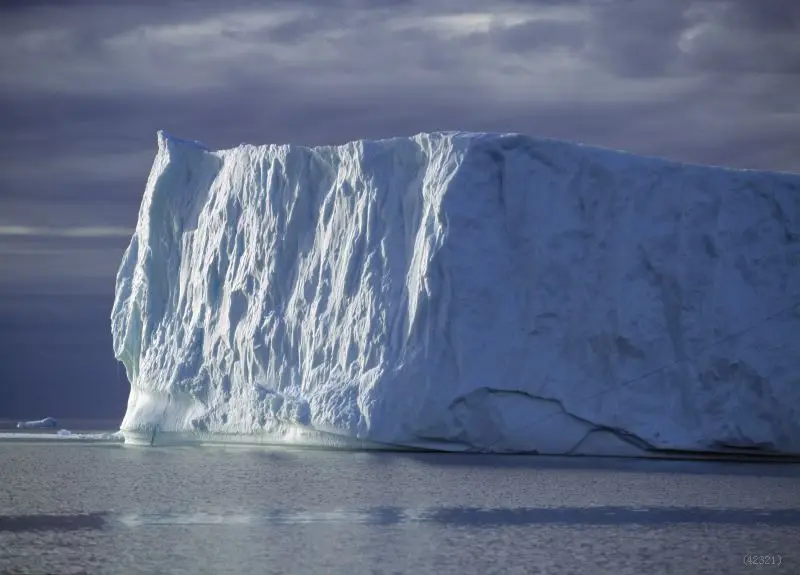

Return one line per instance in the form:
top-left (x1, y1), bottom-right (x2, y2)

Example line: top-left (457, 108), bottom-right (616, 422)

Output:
top-left (1, 0), bottom-right (798, 421)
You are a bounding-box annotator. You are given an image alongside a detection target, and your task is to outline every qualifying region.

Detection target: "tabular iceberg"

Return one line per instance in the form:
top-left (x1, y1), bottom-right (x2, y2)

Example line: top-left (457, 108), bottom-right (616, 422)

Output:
top-left (112, 131), bottom-right (800, 455)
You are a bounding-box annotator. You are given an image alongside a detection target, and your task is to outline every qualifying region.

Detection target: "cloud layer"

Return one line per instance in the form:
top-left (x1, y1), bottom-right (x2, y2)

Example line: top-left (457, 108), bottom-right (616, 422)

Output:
top-left (1, 0), bottom-right (798, 291)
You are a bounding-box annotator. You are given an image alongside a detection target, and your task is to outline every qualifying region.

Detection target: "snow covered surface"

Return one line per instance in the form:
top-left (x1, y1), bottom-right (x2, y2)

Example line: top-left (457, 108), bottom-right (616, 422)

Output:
top-left (17, 417), bottom-right (57, 429)
top-left (111, 130), bottom-right (800, 455)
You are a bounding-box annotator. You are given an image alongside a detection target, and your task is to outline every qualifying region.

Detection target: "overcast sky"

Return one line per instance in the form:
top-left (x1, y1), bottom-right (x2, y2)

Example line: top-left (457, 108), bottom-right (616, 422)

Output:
top-left (1, 0), bottom-right (798, 420)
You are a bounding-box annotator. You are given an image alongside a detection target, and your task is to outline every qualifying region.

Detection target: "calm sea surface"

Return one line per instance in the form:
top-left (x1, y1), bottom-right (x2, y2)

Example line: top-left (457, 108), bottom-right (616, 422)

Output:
top-left (1, 436), bottom-right (798, 574)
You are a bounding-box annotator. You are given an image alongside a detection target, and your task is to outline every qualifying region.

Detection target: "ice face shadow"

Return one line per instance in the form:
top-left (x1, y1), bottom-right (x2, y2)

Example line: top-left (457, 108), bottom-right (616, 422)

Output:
top-left (384, 452), bottom-right (800, 478)
top-left (3, 506), bottom-right (800, 533)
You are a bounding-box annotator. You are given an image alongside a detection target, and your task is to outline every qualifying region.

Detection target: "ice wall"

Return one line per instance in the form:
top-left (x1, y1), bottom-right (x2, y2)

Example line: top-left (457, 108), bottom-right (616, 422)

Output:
top-left (111, 131), bottom-right (800, 454)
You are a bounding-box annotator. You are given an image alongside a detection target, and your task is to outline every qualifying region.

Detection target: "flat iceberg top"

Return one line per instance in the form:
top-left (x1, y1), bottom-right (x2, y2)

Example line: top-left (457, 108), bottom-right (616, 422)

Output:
top-left (112, 130), bottom-right (800, 455)
top-left (180, 129), bottom-right (796, 178)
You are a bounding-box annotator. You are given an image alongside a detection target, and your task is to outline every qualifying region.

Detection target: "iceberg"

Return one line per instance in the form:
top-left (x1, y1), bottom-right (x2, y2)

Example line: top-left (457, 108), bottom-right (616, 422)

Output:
top-left (111, 131), bottom-right (800, 455)
top-left (17, 417), bottom-right (58, 429)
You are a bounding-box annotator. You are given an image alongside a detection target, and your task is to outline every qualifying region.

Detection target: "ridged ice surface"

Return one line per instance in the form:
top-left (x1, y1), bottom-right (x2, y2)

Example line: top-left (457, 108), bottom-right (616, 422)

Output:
top-left (111, 131), bottom-right (800, 455)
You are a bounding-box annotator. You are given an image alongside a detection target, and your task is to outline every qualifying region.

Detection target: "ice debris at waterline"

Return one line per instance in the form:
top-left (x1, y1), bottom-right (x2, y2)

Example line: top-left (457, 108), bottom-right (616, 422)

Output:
top-left (111, 130), bottom-right (800, 455)
top-left (0, 430), bottom-right (124, 442)
top-left (17, 417), bottom-right (57, 429)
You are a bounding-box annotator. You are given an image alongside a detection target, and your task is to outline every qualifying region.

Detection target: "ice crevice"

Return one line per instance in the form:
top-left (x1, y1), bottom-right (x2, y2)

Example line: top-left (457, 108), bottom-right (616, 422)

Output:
top-left (417, 387), bottom-right (657, 455)
top-left (111, 130), bottom-right (800, 456)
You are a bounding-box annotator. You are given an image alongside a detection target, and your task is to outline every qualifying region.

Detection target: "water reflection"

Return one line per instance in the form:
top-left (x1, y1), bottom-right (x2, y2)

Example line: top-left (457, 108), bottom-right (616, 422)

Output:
top-left (4, 506), bottom-right (800, 533)
top-left (0, 512), bottom-right (106, 532)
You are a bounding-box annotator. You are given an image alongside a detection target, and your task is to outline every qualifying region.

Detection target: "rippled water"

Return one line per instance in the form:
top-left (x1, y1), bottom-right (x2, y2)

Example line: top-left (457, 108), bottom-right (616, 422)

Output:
top-left (1, 440), bottom-right (798, 574)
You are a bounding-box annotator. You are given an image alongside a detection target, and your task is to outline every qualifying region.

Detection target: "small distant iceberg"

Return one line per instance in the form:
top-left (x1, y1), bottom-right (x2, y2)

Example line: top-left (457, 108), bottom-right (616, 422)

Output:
top-left (16, 417), bottom-right (58, 429)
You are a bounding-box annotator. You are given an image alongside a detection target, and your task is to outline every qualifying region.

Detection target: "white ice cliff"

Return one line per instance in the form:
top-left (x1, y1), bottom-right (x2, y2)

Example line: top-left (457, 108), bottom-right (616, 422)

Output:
top-left (112, 131), bottom-right (800, 455)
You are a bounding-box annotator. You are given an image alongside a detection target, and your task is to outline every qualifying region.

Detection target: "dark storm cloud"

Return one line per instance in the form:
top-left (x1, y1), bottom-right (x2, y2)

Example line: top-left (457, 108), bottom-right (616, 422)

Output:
top-left (0, 0), bottom-right (798, 290)
top-left (721, 0), bottom-right (800, 32)
top-left (0, 291), bottom-right (128, 420)
top-left (488, 18), bottom-right (587, 53)
top-left (586, 0), bottom-right (691, 78)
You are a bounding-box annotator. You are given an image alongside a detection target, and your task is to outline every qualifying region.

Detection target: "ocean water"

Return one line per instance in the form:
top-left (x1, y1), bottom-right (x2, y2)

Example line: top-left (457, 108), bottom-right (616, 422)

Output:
top-left (0, 437), bottom-right (798, 574)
